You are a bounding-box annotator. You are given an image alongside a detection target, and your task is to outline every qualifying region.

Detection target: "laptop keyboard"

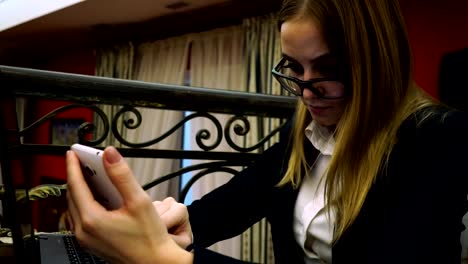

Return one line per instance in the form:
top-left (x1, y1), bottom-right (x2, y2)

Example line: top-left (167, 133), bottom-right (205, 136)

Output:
top-left (63, 235), bottom-right (107, 264)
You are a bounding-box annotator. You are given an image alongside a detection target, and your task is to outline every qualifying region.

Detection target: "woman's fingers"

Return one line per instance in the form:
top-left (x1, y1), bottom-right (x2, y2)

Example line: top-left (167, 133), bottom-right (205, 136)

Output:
top-left (102, 147), bottom-right (144, 203)
top-left (66, 190), bottom-right (81, 235)
top-left (155, 197), bottom-right (193, 248)
top-left (66, 149), bottom-right (106, 250)
top-left (170, 234), bottom-right (192, 249)
top-left (157, 198), bottom-right (186, 227)
top-left (66, 211), bottom-right (74, 231)
top-left (65, 146), bottom-right (194, 263)
top-left (153, 198), bottom-right (177, 217)
top-left (66, 150), bottom-right (99, 214)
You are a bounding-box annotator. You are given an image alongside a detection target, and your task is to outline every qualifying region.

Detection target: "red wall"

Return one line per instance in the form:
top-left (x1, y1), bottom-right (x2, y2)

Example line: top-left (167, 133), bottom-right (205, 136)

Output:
top-left (401, 0), bottom-right (468, 98)
top-left (24, 49), bottom-right (95, 230)
top-left (28, 49), bottom-right (96, 187)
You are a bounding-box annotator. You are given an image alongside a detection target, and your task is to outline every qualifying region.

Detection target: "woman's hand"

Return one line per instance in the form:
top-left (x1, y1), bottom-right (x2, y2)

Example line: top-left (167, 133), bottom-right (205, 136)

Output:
top-left (66, 146), bottom-right (193, 264)
top-left (153, 197), bottom-right (193, 249)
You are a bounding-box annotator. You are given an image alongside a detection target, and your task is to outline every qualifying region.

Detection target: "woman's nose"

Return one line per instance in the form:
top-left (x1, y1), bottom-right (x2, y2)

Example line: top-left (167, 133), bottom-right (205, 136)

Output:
top-left (301, 70), bottom-right (320, 99)
top-left (302, 87), bottom-right (318, 99)
top-left (302, 70), bottom-right (316, 81)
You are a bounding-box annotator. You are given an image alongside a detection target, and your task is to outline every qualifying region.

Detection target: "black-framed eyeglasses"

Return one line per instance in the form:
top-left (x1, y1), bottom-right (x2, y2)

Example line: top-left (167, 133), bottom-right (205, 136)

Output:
top-left (271, 57), bottom-right (346, 99)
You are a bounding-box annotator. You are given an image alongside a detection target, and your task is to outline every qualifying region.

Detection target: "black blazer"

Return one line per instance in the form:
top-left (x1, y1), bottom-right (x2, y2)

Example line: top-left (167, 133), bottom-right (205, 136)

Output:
top-left (439, 48), bottom-right (468, 112)
top-left (188, 106), bottom-right (468, 264)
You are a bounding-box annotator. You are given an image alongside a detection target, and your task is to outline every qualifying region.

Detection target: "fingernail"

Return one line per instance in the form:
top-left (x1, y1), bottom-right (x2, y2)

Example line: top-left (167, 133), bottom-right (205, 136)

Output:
top-left (105, 147), bottom-right (121, 164)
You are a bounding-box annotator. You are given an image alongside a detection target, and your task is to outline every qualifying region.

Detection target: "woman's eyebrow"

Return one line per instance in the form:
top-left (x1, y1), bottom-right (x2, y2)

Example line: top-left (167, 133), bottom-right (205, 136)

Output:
top-left (281, 53), bottom-right (299, 63)
top-left (310, 53), bottom-right (335, 65)
top-left (282, 52), bottom-right (334, 64)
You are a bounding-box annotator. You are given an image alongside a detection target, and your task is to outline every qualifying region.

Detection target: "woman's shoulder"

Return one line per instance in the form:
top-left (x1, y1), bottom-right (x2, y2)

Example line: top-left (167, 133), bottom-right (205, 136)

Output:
top-left (399, 105), bottom-right (468, 140)
top-left (390, 105), bottom-right (468, 185)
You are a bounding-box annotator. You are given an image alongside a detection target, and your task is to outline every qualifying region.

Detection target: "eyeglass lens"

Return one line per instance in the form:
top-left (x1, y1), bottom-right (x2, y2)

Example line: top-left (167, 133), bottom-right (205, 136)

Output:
top-left (276, 66), bottom-right (345, 97)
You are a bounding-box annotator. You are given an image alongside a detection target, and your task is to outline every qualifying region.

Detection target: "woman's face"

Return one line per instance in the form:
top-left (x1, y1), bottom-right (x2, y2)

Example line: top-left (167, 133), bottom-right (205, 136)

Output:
top-left (280, 18), bottom-right (347, 128)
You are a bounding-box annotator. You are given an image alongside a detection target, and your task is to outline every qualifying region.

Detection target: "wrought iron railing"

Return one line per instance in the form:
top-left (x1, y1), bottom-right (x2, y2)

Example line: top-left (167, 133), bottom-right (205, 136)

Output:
top-left (0, 65), bottom-right (296, 262)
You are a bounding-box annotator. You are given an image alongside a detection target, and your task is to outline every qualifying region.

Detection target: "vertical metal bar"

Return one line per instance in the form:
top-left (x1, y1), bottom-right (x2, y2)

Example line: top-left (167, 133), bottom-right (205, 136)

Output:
top-left (0, 97), bottom-right (25, 263)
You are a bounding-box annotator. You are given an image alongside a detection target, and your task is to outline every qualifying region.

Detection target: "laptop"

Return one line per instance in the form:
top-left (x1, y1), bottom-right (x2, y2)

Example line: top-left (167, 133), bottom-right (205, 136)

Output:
top-left (37, 233), bottom-right (107, 264)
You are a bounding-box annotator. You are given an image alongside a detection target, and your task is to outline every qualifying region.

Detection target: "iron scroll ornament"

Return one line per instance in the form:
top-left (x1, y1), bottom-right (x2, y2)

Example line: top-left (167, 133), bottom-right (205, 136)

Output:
top-left (141, 160), bottom-right (244, 203)
top-left (224, 116), bottom-right (287, 153)
top-left (111, 106), bottom-right (223, 151)
top-left (17, 103), bottom-right (109, 146)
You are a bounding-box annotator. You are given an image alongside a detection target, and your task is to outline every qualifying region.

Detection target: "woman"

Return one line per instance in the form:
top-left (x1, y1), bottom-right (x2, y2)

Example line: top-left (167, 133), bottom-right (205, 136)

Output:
top-left (66, 0), bottom-right (468, 263)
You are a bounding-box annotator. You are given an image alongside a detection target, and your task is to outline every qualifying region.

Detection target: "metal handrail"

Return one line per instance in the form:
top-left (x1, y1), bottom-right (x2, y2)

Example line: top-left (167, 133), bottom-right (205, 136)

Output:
top-left (1, 65), bottom-right (297, 117)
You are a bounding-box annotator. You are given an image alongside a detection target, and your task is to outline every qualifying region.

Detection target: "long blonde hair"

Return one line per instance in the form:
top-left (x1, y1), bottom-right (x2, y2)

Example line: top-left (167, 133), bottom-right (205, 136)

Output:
top-left (277, 0), bottom-right (435, 241)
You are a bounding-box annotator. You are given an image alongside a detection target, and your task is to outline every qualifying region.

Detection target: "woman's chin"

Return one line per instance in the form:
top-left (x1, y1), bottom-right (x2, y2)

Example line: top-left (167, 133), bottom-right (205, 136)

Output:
top-left (310, 114), bottom-right (337, 128)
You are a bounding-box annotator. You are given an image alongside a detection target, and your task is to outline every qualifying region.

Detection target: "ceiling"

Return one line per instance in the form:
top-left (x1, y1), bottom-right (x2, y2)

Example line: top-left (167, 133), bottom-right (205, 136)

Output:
top-left (0, 0), bottom-right (279, 64)
top-left (0, 0), bottom-right (229, 36)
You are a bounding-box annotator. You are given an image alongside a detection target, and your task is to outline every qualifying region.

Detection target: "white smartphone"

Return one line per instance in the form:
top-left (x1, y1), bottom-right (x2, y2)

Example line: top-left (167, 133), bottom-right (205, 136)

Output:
top-left (70, 144), bottom-right (123, 210)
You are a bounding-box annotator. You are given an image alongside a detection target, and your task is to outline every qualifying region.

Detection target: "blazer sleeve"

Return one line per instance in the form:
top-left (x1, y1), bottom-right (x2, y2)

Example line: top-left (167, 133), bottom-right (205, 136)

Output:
top-left (334, 109), bottom-right (468, 264)
top-left (192, 246), bottom-right (252, 264)
top-left (186, 120), bottom-right (292, 262)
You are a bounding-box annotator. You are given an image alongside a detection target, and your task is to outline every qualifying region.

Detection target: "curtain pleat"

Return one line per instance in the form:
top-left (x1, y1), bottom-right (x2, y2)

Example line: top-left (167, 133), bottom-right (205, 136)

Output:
top-left (94, 43), bottom-right (134, 147)
top-left (188, 26), bottom-right (245, 260)
top-left (128, 36), bottom-right (190, 200)
top-left (241, 14), bottom-right (283, 264)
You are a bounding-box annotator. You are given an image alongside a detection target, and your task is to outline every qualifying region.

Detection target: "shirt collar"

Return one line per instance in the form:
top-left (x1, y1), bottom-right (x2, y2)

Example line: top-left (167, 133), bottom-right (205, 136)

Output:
top-left (305, 120), bottom-right (335, 156)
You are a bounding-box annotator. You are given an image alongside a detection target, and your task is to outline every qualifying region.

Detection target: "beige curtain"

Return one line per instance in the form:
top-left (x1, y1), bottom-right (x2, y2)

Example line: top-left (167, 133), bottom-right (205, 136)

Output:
top-left (95, 42), bottom-right (134, 147)
top-left (241, 14), bottom-right (283, 264)
top-left (188, 15), bottom-right (283, 263)
top-left (188, 26), bottom-right (245, 260)
top-left (95, 37), bottom-right (191, 200)
top-left (95, 13), bottom-right (283, 263)
top-left (127, 36), bottom-right (191, 200)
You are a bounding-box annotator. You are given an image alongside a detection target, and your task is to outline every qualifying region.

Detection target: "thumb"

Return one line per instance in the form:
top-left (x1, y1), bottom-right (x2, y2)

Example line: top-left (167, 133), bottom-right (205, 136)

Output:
top-left (102, 146), bottom-right (143, 201)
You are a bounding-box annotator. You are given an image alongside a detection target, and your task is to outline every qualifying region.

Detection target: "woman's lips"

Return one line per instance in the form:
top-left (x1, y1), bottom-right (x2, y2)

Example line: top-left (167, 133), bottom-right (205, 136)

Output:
top-left (309, 105), bottom-right (330, 115)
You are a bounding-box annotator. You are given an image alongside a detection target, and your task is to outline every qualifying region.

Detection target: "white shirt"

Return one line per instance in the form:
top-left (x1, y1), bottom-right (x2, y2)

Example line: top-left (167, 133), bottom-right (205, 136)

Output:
top-left (293, 121), bottom-right (335, 264)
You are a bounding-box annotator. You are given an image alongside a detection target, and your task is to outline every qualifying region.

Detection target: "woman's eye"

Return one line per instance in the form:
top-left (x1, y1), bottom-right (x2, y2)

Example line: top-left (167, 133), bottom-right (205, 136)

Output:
top-left (314, 64), bottom-right (336, 77)
top-left (283, 62), bottom-right (303, 75)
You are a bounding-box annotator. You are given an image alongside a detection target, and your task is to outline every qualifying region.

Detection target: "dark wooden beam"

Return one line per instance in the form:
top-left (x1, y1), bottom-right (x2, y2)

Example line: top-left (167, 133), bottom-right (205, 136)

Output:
top-left (0, 0), bottom-right (283, 64)
top-left (91, 0), bottom-right (283, 47)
